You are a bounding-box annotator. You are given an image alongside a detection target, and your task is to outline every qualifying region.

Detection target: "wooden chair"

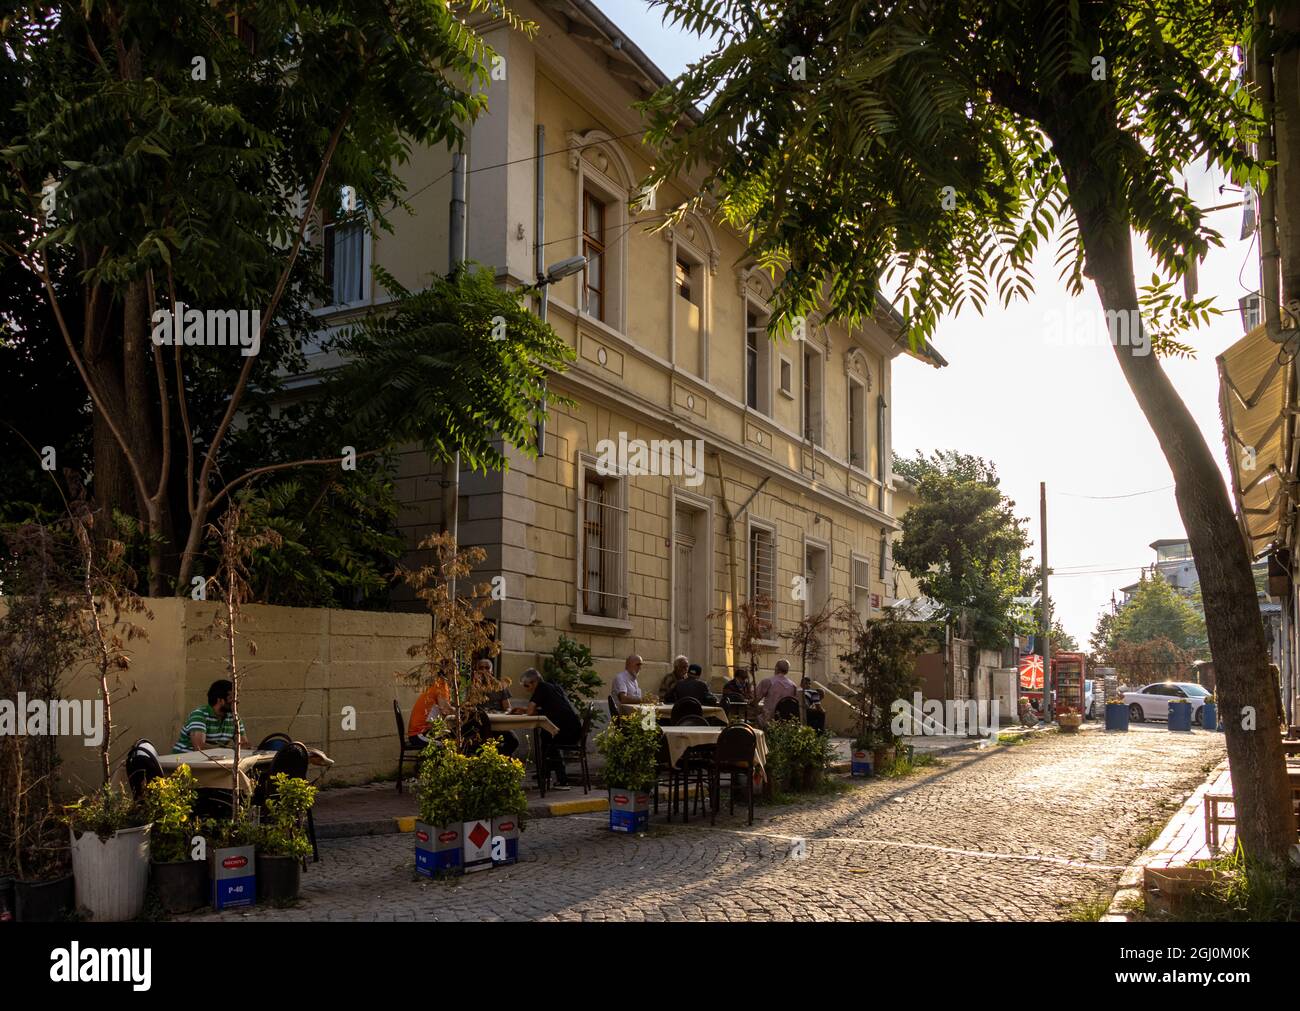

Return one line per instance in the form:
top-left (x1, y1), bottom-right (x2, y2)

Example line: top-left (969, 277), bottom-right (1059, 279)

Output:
top-left (1204, 793), bottom-right (1235, 853)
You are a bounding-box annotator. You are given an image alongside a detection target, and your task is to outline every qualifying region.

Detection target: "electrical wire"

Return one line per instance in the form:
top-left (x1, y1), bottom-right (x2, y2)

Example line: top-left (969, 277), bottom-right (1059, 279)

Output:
top-left (403, 127), bottom-right (653, 205)
top-left (1054, 485), bottom-right (1174, 499)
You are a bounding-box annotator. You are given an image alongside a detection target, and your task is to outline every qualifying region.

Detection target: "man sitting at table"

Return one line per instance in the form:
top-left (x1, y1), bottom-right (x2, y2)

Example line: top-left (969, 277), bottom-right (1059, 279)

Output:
top-left (174, 679), bottom-right (250, 753)
top-left (659, 655), bottom-right (688, 699)
top-left (755, 660), bottom-right (798, 725)
top-left (518, 668), bottom-right (581, 790)
top-left (722, 667), bottom-right (754, 703)
top-left (407, 675), bottom-right (452, 748)
top-left (665, 664), bottom-right (718, 706)
top-left (610, 654), bottom-right (644, 711)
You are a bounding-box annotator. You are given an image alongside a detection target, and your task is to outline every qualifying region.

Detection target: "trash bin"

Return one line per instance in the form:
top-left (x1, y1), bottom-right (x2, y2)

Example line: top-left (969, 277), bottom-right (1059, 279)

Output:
top-left (1104, 702), bottom-right (1129, 732)
top-left (1167, 700), bottom-right (1192, 732)
top-left (1201, 702), bottom-right (1217, 732)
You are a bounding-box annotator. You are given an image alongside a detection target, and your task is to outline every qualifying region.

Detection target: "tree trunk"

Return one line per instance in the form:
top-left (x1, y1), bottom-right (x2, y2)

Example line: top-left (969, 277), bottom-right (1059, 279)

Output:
top-left (1067, 175), bottom-right (1296, 863)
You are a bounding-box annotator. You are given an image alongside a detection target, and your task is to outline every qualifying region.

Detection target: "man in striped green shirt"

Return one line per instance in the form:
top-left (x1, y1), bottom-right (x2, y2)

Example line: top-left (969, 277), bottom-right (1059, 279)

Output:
top-left (173, 680), bottom-right (250, 753)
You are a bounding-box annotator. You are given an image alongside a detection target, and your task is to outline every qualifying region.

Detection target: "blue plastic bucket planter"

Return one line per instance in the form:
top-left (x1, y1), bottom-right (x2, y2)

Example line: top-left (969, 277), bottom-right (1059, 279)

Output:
top-left (850, 750), bottom-right (873, 776)
top-left (1201, 702), bottom-right (1217, 731)
top-left (1167, 700), bottom-right (1193, 732)
top-left (1104, 703), bottom-right (1129, 732)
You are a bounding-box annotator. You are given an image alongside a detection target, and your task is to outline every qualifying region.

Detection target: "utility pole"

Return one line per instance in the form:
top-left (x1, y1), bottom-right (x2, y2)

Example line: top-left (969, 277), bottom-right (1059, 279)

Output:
top-left (446, 151), bottom-right (467, 596)
top-left (1040, 481), bottom-right (1052, 723)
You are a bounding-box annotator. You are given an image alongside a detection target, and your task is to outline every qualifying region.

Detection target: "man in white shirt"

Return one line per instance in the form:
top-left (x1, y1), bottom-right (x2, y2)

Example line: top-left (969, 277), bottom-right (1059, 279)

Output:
top-left (611, 654), bottom-right (644, 711)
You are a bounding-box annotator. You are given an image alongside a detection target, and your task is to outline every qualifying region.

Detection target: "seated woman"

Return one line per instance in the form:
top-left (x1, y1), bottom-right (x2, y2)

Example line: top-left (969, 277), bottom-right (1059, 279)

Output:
top-left (407, 676), bottom-right (452, 748)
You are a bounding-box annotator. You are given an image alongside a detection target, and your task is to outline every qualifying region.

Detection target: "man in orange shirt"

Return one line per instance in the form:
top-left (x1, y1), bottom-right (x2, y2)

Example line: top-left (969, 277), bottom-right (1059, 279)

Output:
top-left (407, 676), bottom-right (452, 747)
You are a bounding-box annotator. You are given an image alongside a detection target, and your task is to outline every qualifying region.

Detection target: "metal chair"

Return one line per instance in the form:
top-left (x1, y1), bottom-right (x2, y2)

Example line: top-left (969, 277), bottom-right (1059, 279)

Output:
top-left (675, 714), bottom-right (708, 727)
top-left (669, 697), bottom-right (703, 725)
top-left (711, 724), bottom-right (758, 826)
top-left (257, 741), bottom-right (318, 865)
top-left (550, 706), bottom-right (594, 794)
top-left (257, 732), bottom-right (294, 752)
top-left (125, 741), bottom-right (163, 799)
top-left (653, 734), bottom-right (683, 819)
top-left (607, 695), bottom-right (619, 719)
top-left (773, 696), bottom-right (801, 722)
top-left (392, 700), bottom-right (424, 793)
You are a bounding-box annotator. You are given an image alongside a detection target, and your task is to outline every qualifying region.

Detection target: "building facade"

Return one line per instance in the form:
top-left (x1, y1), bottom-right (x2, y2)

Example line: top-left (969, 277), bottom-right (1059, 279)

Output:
top-left (304, 1), bottom-right (943, 691)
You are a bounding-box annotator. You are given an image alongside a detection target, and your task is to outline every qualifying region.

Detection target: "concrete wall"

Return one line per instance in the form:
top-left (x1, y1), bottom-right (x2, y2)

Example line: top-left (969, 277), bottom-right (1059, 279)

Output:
top-left (50, 600), bottom-right (429, 794)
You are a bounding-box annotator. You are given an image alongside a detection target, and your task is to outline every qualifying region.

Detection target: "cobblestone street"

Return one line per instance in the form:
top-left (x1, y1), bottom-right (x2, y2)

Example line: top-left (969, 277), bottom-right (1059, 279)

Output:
top-left (185, 726), bottom-right (1225, 922)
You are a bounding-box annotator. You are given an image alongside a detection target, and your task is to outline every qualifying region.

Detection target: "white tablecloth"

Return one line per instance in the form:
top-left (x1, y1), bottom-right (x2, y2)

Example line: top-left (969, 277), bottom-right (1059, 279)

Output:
top-left (660, 726), bottom-right (767, 774)
top-left (156, 748), bottom-right (276, 792)
top-left (488, 714), bottom-right (560, 736)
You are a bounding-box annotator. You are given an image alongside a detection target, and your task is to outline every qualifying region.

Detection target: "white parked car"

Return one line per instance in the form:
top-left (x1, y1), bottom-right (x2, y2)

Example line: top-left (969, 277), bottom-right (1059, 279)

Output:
top-left (1122, 681), bottom-right (1210, 725)
top-left (1083, 679), bottom-right (1096, 719)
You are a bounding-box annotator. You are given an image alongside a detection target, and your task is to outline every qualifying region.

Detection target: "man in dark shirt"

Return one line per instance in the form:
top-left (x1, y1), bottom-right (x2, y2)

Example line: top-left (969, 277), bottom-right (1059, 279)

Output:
top-left (519, 668), bottom-right (581, 788)
top-left (665, 664), bottom-right (718, 705)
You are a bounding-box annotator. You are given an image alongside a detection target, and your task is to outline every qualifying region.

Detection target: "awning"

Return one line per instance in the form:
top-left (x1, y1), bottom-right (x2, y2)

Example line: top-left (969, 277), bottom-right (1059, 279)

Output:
top-left (1217, 322), bottom-right (1292, 557)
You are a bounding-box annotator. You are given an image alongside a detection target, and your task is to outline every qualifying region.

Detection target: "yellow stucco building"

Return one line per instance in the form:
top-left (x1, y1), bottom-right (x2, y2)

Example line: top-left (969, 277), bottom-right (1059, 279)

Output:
top-left (306, 1), bottom-right (944, 692)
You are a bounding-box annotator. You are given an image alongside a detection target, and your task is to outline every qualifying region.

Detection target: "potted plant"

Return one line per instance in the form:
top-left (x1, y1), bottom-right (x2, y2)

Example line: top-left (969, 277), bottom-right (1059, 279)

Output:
top-left (542, 635), bottom-right (606, 710)
top-left (839, 606), bottom-right (935, 773)
top-left (208, 808), bottom-right (259, 911)
top-left (414, 737), bottom-right (467, 877)
top-left (143, 765), bottom-right (208, 913)
top-left (460, 739), bottom-right (527, 872)
top-left (850, 731), bottom-right (876, 776)
top-left (66, 783), bottom-right (152, 922)
top-left (1056, 703), bottom-right (1083, 732)
top-left (1104, 693), bottom-right (1130, 732)
top-left (1201, 694), bottom-right (1218, 731)
top-left (256, 773), bottom-right (316, 902)
top-left (12, 831), bottom-right (73, 923)
top-left (596, 715), bottom-right (659, 833)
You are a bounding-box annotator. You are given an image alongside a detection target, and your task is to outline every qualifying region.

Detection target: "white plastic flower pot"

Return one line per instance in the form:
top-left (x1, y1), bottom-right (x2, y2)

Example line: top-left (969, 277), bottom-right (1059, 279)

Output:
top-left (69, 823), bottom-right (152, 922)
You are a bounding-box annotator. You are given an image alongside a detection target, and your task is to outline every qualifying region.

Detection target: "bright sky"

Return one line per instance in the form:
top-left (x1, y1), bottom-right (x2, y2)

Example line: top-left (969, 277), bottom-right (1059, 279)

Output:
top-left (615, 2), bottom-right (1256, 647)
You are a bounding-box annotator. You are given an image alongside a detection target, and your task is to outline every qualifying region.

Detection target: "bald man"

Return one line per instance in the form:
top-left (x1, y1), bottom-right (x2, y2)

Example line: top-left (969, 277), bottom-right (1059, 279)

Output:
top-left (755, 659), bottom-right (798, 724)
top-left (611, 654), bottom-right (645, 711)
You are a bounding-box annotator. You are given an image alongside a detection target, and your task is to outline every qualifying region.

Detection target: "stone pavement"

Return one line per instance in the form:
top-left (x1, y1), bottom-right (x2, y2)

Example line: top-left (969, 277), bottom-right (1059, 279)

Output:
top-left (313, 734), bottom-right (982, 838)
top-left (185, 723), bottom-right (1223, 922)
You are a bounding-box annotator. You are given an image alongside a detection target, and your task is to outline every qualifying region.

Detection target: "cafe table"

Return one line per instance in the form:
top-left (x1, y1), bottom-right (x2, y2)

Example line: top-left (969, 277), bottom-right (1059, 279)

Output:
top-left (488, 714), bottom-right (560, 797)
top-left (626, 703), bottom-right (730, 724)
top-left (659, 725), bottom-right (768, 776)
top-left (156, 745), bottom-right (335, 792)
top-left (156, 748), bottom-right (277, 793)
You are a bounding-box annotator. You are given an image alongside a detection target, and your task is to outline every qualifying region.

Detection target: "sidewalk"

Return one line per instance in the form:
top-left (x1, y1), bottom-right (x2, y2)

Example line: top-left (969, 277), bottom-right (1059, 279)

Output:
top-left (1103, 758), bottom-right (1231, 921)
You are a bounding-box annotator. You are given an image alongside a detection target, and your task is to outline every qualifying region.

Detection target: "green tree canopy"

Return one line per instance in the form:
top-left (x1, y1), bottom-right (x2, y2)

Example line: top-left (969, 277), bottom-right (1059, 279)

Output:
top-left (1098, 573), bottom-right (1208, 657)
top-left (0, 0), bottom-right (536, 594)
top-left (639, 0), bottom-right (1294, 862)
top-left (892, 451), bottom-right (1034, 650)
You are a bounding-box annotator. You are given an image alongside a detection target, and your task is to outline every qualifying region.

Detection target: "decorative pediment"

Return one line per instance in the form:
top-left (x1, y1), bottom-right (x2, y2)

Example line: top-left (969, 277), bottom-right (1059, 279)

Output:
top-left (845, 346), bottom-right (873, 389)
top-left (736, 265), bottom-right (773, 302)
top-left (566, 128), bottom-right (635, 188)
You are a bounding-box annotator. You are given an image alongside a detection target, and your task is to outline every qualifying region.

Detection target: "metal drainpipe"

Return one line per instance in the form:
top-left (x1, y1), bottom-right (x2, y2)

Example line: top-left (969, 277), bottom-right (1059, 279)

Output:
top-left (535, 124), bottom-right (548, 458)
top-left (1252, 1), bottom-right (1283, 342)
